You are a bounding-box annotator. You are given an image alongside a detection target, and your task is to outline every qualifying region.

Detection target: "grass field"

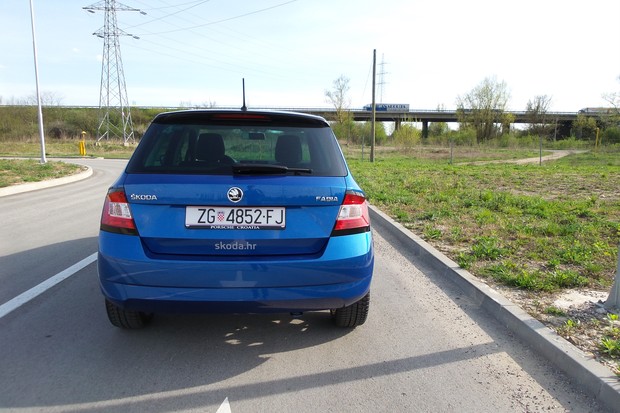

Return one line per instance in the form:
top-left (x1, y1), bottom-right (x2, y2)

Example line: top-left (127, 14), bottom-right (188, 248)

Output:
top-left (0, 158), bottom-right (84, 188)
top-left (0, 139), bottom-right (135, 187)
top-left (345, 146), bottom-right (620, 373)
top-left (346, 148), bottom-right (620, 292)
top-left (0, 139), bottom-right (137, 159)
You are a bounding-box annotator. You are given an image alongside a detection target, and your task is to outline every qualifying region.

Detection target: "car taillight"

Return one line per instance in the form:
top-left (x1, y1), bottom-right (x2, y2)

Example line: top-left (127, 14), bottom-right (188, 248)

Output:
top-left (332, 190), bottom-right (371, 236)
top-left (100, 188), bottom-right (138, 235)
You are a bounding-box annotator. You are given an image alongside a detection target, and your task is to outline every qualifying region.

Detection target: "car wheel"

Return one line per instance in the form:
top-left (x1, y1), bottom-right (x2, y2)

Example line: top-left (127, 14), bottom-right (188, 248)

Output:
top-left (105, 299), bottom-right (153, 329)
top-left (331, 293), bottom-right (370, 327)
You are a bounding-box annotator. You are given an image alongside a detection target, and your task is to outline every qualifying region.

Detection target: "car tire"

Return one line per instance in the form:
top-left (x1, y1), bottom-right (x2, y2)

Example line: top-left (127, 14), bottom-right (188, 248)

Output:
top-left (331, 293), bottom-right (370, 327)
top-left (105, 299), bottom-right (153, 329)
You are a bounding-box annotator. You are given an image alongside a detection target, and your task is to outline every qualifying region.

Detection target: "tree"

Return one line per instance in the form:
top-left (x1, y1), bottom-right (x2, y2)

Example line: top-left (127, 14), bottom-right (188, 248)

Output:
top-left (602, 75), bottom-right (620, 115)
top-left (573, 113), bottom-right (598, 140)
top-left (331, 118), bottom-right (356, 144)
top-left (525, 95), bottom-right (553, 137)
top-left (359, 121), bottom-right (387, 146)
top-left (325, 75), bottom-right (351, 125)
top-left (601, 76), bottom-right (620, 139)
top-left (429, 121), bottom-right (449, 138)
top-left (456, 77), bottom-right (511, 144)
top-left (25, 91), bottom-right (64, 106)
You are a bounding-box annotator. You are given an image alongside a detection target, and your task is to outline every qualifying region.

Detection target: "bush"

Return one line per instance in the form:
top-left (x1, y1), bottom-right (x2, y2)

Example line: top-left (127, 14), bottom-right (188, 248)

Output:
top-left (429, 122), bottom-right (449, 137)
top-left (0, 106), bottom-right (38, 140)
top-left (47, 120), bottom-right (83, 139)
top-left (450, 127), bottom-right (477, 146)
top-left (359, 121), bottom-right (388, 146)
top-left (392, 123), bottom-right (421, 147)
top-left (547, 137), bottom-right (591, 150)
top-left (331, 121), bottom-right (387, 146)
top-left (0, 106), bottom-right (164, 142)
top-left (331, 121), bottom-right (356, 144)
top-left (495, 133), bottom-right (521, 148)
top-left (602, 126), bottom-right (620, 144)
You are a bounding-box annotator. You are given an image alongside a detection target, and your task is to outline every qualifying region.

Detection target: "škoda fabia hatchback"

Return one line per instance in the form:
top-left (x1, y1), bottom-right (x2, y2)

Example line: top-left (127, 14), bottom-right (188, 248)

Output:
top-left (98, 110), bottom-right (374, 328)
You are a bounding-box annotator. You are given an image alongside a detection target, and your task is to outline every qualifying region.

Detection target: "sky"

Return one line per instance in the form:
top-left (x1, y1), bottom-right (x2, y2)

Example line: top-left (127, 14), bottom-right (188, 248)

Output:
top-left (1, 0), bottom-right (619, 112)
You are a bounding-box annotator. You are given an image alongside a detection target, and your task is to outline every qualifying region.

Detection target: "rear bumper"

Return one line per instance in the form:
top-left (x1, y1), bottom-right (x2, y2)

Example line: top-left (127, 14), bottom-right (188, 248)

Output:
top-left (100, 279), bottom-right (371, 314)
top-left (98, 231), bottom-right (373, 313)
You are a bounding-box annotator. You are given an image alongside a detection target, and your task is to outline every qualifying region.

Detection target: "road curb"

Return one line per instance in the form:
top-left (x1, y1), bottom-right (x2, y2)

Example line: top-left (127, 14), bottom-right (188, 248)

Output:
top-left (0, 162), bottom-right (93, 197)
top-left (369, 205), bottom-right (620, 412)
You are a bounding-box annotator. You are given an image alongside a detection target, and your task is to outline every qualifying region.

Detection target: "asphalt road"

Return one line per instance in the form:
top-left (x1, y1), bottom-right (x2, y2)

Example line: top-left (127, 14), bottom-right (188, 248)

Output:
top-left (0, 159), bottom-right (604, 412)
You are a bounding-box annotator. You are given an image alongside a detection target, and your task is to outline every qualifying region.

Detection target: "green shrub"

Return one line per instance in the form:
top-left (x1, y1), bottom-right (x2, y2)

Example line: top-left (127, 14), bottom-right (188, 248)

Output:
top-left (392, 123), bottom-right (421, 148)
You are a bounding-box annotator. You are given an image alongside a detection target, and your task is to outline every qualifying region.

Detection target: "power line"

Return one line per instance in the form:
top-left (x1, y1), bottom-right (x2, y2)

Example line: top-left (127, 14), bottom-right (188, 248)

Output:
top-left (134, 0), bottom-right (209, 12)
top-left (124, 0), bottom-right (211, 30)
top-left (122, 37), bottom-right (285, 80)
top-left (140, 0), bottom-right (300, 36)
top-left (117, 0), bottom-right (307, 70)
top-left (112, 2), bottom-right (318, 83)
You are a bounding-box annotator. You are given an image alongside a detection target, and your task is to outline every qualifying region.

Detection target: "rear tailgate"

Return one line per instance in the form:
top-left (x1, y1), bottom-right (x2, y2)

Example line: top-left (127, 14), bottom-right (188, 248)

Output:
top-left (123, 173), bottom-right (346, 257)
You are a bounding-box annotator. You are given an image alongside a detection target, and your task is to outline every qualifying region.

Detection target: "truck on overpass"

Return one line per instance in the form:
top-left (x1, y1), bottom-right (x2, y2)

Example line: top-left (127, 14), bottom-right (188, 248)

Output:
top-left (363, 103), bottom-right (410, 112)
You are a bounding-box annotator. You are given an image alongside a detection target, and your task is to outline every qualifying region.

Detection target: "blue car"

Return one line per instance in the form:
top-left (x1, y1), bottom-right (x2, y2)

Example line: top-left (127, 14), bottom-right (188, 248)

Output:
top-left (98, 110), bottom-right (374, 328)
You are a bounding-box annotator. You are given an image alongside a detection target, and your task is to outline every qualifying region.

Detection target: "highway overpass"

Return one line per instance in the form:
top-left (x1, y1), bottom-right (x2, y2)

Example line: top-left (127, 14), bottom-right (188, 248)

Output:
top-left (291, 108), bottom-right (579, 124)
top-left (275, 107), bottom-right (581, 138)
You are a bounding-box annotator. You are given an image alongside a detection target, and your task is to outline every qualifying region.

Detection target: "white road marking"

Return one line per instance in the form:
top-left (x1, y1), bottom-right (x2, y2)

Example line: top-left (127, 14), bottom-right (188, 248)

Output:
top-left (0, 252), bottom-right (97, 319)
top-left (216, 397), bottom-right (231, 413)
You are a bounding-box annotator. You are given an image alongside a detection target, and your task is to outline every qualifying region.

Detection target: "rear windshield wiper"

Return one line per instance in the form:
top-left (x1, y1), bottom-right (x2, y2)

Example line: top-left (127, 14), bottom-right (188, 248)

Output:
top-left (232, 163), bottom-right (312, 175)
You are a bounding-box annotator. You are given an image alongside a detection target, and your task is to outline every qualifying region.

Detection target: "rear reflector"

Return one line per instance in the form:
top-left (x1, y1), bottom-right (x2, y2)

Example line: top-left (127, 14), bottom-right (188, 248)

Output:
top-left (100, 188), bottom-right (138, 235)
top-left (332, 190), bottom-right (371, 236)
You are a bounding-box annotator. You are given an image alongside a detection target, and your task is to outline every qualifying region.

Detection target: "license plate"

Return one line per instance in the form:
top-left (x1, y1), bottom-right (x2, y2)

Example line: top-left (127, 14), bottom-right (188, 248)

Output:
top-left (185, 206), bottom-right (286, 230)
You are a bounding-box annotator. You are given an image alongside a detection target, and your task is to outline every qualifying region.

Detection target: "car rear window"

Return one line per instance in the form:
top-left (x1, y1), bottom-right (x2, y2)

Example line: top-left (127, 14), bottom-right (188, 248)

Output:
top-left (126, 114), bottom-right (348, 177)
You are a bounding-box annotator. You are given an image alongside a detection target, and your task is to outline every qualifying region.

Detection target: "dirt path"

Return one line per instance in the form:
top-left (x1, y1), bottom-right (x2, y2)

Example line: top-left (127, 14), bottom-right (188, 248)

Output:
top-left (461, 149), bottom-right (588, 165)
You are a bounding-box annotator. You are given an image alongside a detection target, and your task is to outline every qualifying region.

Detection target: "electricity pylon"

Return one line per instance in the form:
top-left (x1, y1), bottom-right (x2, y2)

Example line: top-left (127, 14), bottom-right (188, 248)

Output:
top-left (84, 1), bottom-right (144, 144)
top-left (378, 53), bottom-right (388, 103)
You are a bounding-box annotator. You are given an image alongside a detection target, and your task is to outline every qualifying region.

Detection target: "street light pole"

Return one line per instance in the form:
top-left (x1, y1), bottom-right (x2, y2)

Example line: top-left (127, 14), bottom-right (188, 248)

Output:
top-left (29, 0), bottom-right (47, 164)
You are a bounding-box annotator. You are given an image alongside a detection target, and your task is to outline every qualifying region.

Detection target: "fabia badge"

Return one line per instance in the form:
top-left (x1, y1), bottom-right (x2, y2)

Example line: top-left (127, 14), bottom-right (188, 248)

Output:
top-left (227, 187), bottom-right (243, 203)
